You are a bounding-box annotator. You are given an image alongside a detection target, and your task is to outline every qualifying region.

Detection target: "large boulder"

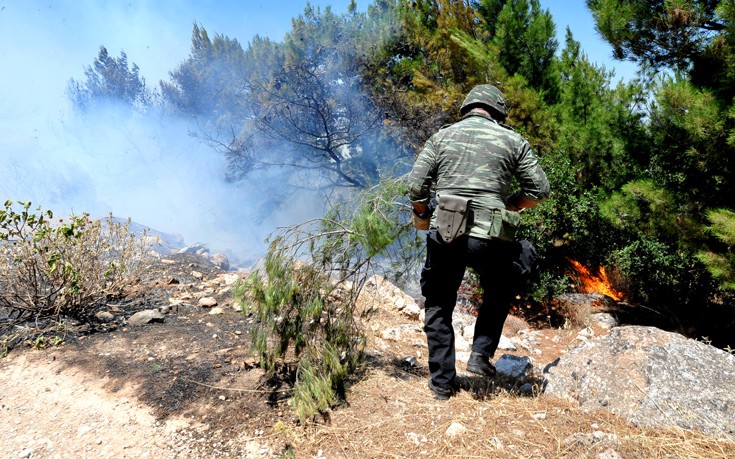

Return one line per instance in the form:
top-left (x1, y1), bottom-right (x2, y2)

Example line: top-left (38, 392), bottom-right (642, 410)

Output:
top-left (544, 325), bottom-right (735, 438)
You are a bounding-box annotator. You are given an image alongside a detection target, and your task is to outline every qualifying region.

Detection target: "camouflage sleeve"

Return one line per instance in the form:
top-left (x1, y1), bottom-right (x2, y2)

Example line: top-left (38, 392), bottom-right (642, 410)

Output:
top-left (515, 141), bottom-right (550, 202)
top-left (407, 138), bottom-right (438, 205)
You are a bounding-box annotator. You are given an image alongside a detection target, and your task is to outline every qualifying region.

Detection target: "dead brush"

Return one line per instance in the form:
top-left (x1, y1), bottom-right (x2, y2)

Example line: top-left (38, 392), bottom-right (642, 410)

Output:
top-left (0, 200), bottom-right (154, 334)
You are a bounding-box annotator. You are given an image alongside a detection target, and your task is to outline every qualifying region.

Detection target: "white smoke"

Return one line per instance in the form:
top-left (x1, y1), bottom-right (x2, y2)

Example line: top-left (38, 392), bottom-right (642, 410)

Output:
top-left (1, 99), bottom-right (329, 263)
top-left (0, 0), bottom-right (359, 264)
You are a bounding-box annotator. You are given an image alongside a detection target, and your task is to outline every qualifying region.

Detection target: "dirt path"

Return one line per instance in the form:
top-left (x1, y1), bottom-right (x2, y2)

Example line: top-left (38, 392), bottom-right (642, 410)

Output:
top-left (0, 254), bottom-right (282, 459)
top-left (0, 314), bottom-right (284, 459)
top-left (1, 348), bottom-right (180, 458)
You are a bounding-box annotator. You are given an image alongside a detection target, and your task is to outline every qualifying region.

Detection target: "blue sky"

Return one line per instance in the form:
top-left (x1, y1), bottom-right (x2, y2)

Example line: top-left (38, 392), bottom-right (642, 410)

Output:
top-left (0, 0), bottom-right (636, 94)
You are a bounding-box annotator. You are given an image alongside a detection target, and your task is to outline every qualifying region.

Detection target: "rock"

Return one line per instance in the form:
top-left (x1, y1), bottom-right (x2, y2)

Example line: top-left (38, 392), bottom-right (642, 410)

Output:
top-left (597, 449), bottom-right (623, 459)
top-left (178, 244), bottom-right (208, 255)
top-left (381, 324), bottom-right (421, 342)
top-left (544, 325), bottom-right (735, 438)
top-left (590, 312), bottom-right (618, 329)
top-left (208, 307), bottom-right (225, 315)
top-left (445, 422), bottom-right (467, 436)
top-left (198, 297), bottom-right (218, 307)
top-left (455, 334), bottom-right (471, 352)
top-left (95, 311), bottom-right (114, 322)
top-left (222, 273), bottom-right (242, 286)
top-left (211, 253), bottom-right (230, 270)
top-left (497, 335), bottom-right (517, 351)
top-left (128, 309), bottom-right (165, 326)
top-left (563, 431), bottom-right (619, 448)
top-left (495, 355), bottom-right (532, 379)
top-left (405, 431), bottom-right (427, 445)
top-left (194, 288), bottom-right (216, 298)
top-left (357, 275), bottom-right (421, 320)
top-left (461, 322), bottom-right (475, 340)
top-left (191, 271), bottom-right (204, 279)
top-left (520, 383), bottom-right (535, 396)
top-left (402, 302), bottom-right (422, 321)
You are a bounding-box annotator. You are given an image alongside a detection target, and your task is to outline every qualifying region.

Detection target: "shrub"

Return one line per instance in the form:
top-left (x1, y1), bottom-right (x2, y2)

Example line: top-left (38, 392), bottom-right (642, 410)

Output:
top-left (697, 208), bottom-right (735, 291)
top-left (234, 178), bottom-right (420, 422)
top-left (0, 200), bottom-right (153, 328)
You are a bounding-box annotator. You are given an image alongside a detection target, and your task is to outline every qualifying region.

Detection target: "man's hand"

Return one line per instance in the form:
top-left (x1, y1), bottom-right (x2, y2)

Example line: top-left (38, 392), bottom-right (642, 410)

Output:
top-left (507, 192), bottom-right (539, 212)
top-left (412, 202), bottom-right (432, 230)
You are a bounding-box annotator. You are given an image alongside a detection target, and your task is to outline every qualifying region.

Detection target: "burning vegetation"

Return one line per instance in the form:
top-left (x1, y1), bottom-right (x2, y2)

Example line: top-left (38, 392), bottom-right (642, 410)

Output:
top-left (567, 259), bottom-right (624, 301)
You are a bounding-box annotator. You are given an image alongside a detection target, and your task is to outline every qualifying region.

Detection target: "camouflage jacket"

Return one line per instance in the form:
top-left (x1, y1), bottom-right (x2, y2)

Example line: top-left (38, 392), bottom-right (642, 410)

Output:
top-left (407, 111), bottom-right (550, 240)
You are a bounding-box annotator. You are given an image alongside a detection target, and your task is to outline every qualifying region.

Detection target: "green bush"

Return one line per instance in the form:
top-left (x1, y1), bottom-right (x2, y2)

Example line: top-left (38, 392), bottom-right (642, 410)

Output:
top-left (234, 178), bottom-right (420, 423)
top-left (608, 237), bottom-right (710, 308)
top-left (697, 208), bottom-right (735, 291)
top-left (0, 200), bottom-right (153, 327)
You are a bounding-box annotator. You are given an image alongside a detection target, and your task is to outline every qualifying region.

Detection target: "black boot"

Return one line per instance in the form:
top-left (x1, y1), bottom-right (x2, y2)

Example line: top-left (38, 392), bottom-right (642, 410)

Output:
top-left (428, 379), bottom-right (459, 400)
top-left (466, 351), bottom-right (496, 377)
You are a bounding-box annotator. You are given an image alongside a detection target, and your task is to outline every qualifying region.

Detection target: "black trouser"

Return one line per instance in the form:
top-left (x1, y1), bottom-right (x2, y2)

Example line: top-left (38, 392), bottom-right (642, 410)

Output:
top-left (421, 230), bottom-right (531, 386)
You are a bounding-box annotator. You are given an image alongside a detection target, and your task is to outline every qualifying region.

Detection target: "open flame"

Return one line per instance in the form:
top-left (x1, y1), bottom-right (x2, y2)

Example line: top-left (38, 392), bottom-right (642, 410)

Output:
top-left (567, 259), bottom-right (624, 301)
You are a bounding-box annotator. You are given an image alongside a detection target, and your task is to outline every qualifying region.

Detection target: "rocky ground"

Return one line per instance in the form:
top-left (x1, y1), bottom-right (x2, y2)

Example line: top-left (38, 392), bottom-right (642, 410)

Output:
top-left (1, 252), bottom-right (733, 458)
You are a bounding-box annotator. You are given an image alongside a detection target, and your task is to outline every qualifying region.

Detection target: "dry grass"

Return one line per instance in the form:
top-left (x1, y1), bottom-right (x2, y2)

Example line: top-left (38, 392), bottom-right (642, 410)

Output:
top-left (264, 301), bottom-right (735, 459)
top-left (273, 367), bottom-right (735, 458)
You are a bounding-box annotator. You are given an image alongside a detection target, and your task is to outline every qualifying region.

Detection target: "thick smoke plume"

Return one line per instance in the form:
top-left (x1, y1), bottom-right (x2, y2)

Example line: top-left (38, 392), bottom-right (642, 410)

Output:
top-left (0, 1), bottom-right (356, 265)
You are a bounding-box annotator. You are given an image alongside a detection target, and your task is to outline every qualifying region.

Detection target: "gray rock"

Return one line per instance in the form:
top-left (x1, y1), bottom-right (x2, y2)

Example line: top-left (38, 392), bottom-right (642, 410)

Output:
top-left (178, 244), bottom-right (208, 255)
top-left (208, 307), bottom-right (225, 315)
top-left (95, 311), bottom-right (115, 322)
top-left (544, 325), bottom-right (735, 438)
top-left (590, 312), bottom-right (618, 329)
top-left (497, 335), bottom-right (517, 351)
top-left (596, 449), bottom-right (622, 459)
top-left (495, 355), bottom-right (532, 379)
top-left (128, 309), bottom-right (165, 326)
top-left (445, 421), bottom-right (467, 436)
top-left (198, 297), bottom-right (218, 307)
top-left (519, 383), bottom-right (534, 396)
top-left (211, 253), bottom-right (230, 271)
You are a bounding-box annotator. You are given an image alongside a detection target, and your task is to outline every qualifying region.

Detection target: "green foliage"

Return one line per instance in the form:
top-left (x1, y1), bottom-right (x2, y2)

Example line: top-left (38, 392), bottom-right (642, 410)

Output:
top-left (233, 177), bottom-right (420, 422)
top-left (554, 29), bottom-right (647, 190)
top-left (67, 46), bottom-right (152, 111)
top-left (0, 200), bottom-right (154, 328)
top-left (648, 78), bottom-right (733, 208)
top-left (586, 0), bottom-right (727, 72)
top-left (491, 0), bottom-right (559, 101)
top-left (600, 179), bottom-right (689, 243)
top-left (161, 23), bottom-right (250, 123)
top-left (697, 208), bottom-right (735, 290)
top-left (608, 237), bottom-right (710, 308)
top-left (359, 0), bottom-right (490, 145)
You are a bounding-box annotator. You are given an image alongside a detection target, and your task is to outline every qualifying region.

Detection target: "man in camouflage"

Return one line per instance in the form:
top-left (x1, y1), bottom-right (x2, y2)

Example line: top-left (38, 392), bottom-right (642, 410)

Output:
top-left (408, 84), bottom-right (550, 400)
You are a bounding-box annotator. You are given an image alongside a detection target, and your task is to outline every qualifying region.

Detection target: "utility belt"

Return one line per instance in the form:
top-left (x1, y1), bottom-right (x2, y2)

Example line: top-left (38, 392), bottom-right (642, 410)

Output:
top-left (435, 193), bottom-right (520, 243)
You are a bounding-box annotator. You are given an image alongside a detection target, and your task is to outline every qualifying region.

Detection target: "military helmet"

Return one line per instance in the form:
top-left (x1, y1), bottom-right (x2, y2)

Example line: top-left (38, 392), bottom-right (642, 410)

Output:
top-left (460, 84), bottom-right (507, 120)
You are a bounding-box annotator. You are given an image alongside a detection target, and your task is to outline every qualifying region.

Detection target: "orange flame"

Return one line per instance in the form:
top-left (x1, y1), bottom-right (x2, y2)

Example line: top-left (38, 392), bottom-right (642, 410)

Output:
top-left (567, 259), bottom-right (624, 301)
